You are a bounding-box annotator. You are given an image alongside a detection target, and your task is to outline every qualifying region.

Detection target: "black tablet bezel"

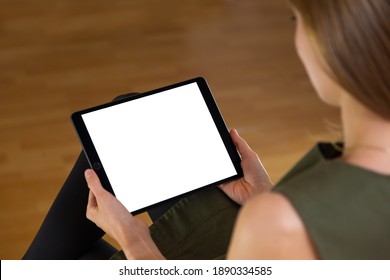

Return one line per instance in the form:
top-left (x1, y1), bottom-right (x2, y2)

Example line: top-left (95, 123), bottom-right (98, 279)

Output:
top-left (71, 77), bottom-right (243, 215)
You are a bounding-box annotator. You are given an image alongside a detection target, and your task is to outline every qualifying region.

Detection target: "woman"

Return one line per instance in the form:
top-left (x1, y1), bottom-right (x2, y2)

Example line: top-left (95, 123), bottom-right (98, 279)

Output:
top-left (227, 0), bottom-right (390, 259)
top-left (24, 0), bottom-right (390, 260)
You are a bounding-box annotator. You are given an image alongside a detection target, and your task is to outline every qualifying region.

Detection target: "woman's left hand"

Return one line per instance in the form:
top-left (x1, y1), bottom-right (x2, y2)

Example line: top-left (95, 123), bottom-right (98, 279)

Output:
top-left (84, 169), bottom-right (165, 260)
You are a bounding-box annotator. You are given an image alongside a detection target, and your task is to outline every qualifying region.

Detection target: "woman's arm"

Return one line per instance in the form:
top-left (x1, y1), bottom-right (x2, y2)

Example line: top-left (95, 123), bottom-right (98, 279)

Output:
top-left (227, 192), bottom-right (318, 259)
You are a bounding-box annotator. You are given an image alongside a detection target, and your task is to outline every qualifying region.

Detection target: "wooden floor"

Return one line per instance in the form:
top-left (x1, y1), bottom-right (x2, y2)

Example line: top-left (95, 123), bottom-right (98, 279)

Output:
top-left (0, 0), bottom-right (340, 259)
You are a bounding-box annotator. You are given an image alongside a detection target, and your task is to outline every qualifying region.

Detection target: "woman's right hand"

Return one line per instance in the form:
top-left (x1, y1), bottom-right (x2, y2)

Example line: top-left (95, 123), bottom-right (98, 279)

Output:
top-left (219, 129), bottom-right (273, 205)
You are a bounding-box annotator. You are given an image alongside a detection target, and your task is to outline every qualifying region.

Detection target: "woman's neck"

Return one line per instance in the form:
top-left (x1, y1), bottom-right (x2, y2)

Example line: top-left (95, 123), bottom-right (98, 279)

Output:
top-left (340, 94), bottom-right (390, 175)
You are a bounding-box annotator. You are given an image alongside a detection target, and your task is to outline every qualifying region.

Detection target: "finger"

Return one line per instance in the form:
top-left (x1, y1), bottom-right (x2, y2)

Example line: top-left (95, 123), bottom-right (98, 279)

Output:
top-left (86, 191), bottom-right (97, 221)
top-left (230, 129), bottom-right (256, 158)
top-left (87, 190), bottom-right (98, 209)
top-left (85, 169), bottom-right (106, 197)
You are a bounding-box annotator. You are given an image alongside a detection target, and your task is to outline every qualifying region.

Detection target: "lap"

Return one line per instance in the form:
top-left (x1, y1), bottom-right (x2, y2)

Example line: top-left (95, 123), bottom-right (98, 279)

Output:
top-left (111, 187), bottom-right (240, 260)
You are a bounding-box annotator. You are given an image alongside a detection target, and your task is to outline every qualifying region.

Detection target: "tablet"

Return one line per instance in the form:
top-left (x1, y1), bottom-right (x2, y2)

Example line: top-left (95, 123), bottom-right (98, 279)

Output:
top-left (71, 77), bottom-right (243, 215)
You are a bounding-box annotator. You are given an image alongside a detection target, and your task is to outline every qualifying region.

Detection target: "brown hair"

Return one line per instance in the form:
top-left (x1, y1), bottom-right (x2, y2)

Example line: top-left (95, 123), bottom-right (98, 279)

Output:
top-left (290, 0), bottom-right (390, 119)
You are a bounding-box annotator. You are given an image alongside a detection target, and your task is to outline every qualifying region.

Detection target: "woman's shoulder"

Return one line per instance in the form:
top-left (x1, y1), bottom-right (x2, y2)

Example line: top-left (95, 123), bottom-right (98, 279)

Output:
top-left (227, 192), bottom-right (318, 259)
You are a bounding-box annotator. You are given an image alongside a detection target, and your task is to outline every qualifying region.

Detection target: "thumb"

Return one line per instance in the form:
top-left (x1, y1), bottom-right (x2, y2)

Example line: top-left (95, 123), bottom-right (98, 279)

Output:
top-left (84, 169), bottom-right (105, 197)
top-left (230, 129), bottom-right (256, 159)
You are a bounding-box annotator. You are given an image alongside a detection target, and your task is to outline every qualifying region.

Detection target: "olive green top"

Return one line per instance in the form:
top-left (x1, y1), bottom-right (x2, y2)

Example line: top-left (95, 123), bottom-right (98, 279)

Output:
top-left (274, 143), bottom-right (390, 259)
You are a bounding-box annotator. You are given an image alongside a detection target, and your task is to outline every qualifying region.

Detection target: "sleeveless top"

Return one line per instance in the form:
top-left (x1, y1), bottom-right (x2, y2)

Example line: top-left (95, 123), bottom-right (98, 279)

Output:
top-left (273, 143), bottom-right (390, 259)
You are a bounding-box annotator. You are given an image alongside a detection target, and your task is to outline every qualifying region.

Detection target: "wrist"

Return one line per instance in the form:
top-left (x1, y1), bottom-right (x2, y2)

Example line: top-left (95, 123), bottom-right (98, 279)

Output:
top-left (121, 239), bottom-right (165, 260)
top-left (116, 221), bottom-right (165, 260)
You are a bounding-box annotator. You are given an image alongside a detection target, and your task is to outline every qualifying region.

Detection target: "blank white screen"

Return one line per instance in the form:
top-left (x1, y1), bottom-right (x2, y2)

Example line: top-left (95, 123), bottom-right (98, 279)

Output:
top-left (82, 82), bottom-right (237, 213)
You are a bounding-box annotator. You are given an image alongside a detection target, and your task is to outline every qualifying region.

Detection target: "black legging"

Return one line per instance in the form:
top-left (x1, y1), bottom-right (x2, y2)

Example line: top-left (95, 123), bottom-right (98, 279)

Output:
top-left (23, 93), bottom-right (177, 260)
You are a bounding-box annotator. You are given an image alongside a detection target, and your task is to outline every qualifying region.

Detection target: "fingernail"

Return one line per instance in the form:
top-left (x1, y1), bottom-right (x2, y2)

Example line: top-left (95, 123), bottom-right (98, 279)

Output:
top-left (85, 169), bottom-right (92, 179)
